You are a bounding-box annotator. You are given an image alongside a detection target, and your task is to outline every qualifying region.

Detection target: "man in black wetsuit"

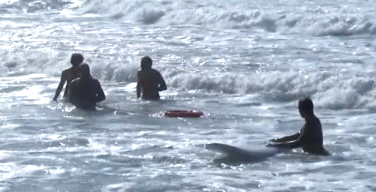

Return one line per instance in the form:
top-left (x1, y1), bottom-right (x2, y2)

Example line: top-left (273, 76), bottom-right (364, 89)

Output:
top-left (68, 63), bottom-right (105, 110)
top-left (53, 54), bottom-right (84, 101)
top-left (267, 98), bottom-right (329, 156)
top-left (136, 56), bottom-right (167, 100)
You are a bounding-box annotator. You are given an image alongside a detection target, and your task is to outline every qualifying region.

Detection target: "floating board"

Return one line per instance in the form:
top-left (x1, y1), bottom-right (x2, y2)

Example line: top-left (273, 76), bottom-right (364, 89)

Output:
top-left (165, 110), bottom-right (203, 118)
top-left (206, 143), bottom-right (281, 163)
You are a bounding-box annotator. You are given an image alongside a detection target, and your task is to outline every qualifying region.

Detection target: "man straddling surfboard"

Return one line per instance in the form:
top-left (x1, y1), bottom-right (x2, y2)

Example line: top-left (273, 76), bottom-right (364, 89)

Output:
top-left (267, 98), bottom-right (329, 156)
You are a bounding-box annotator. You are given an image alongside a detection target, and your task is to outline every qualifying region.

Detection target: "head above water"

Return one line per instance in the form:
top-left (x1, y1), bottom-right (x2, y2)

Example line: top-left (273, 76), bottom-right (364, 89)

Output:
top-left (298, 97), bottom-right (314, 118)
top-left (71, 53), bottom-right (84, 67)
top-left (79, 63), bottom-right (91, 77)
top-left (141, 56), bottom-right (152, 70)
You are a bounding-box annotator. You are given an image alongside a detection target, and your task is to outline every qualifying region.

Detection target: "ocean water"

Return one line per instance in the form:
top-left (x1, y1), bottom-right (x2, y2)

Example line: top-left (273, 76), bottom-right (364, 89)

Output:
top-left (1, 0), bottom-right (376, 191)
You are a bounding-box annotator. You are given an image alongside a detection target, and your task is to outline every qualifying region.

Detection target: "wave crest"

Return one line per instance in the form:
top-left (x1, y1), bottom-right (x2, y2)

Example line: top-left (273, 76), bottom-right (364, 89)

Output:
top-left (0, 0), bottom-right (78, 13)
top-left (78, 0), bottom-right (376, 36)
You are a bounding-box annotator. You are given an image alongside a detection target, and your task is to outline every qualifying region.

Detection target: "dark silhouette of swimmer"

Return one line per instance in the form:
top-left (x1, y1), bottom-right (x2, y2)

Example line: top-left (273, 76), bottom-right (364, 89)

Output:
top-left (267, 98), bottom-right (329, 156)
top-left (68, 64), bottom-right (105, 110)
top-left (136, 56), bottom-right (167, 100)
top-left (53, 54), bottom-right (84, 101)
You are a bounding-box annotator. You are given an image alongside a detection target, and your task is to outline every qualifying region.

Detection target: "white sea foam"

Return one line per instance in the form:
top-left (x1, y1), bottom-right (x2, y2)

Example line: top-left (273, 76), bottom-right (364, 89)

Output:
top-left (1, 1), bottom-right (376, 191)
top-left (76, 0), bottom-right (376, 36)
top-left (1, 46), bottom-right (376, 110)
top-left (4, 0), bottom-right (376, 36)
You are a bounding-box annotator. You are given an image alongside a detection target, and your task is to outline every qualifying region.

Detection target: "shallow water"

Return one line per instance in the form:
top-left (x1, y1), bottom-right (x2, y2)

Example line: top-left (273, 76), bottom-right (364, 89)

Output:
top-left (1, 0), bottom-right (376, 191)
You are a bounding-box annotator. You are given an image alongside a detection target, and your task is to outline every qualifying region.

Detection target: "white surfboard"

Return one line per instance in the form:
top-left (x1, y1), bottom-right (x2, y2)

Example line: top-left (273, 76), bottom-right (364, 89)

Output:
top-left (206, 143), bottom-right (281, 163)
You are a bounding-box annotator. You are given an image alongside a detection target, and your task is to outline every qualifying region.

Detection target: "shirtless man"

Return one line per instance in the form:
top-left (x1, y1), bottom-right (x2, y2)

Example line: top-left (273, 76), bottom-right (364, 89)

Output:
top-left (53, 54), bottom-right (84, 101)
top-left (267, 98), bottom-right (329, 155)
top-left (136, 56), bottom-right (167, 100)
top-left (68, 64), bottom-right (105, 110)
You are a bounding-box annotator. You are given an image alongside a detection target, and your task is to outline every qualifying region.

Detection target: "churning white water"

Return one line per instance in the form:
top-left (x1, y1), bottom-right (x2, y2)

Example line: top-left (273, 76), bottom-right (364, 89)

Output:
top-left (0, 0), bottom-right (376, 191)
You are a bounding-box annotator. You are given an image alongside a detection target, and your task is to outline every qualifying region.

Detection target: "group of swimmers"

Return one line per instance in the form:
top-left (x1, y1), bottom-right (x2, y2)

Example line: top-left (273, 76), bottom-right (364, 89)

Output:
top-left (53, 54), bottom-right (167, 110)
top-left (53, 54), bottom-right (328, 156)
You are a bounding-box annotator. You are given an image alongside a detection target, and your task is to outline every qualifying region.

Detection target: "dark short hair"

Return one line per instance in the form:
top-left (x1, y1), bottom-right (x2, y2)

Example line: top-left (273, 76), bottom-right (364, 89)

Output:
top-left (71, 54), bottom-right (84, 66)
top-left (299, 97), bottom-right (314, 114)
top-left (79, 63), bottom-right (90, 75)
top-left (141, 56), bottom-right (152, 70)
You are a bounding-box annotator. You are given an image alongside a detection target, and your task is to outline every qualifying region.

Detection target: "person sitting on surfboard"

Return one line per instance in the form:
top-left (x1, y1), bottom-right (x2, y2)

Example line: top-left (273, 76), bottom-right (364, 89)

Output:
top-left (267, 98), bottom-right (329, 156)
top-left (136, 56), bottom-right (167, 100)
top-left (53, 53), bottom-right (83, 101)
top-left (68, 63), bottom-right (105, 110)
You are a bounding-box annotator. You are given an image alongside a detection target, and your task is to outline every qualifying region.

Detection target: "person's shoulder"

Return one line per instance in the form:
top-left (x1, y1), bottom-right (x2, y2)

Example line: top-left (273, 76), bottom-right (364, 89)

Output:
top-left (63, 66), bottom-right (76, 74)
top-left (151, 68), bottom-right (162, 75)
top-left (61, 68), bottom-right (70, 75)
top-left (64, 67), bottom-right (74, 72)
top-left (152, 68), bottom-right (160, 73)
top-left (91, 79), bottom-right (103, 89)
top-left (92, 78), bottom-right (101, 85)
top-left (307, 116), bottom-right (322, 128)
top-left (93, 78), bottom-right (100, 83)
top-left (313, 116), bottom-right (321, 124)
top-left (137, 70), bottom-right (146, 78)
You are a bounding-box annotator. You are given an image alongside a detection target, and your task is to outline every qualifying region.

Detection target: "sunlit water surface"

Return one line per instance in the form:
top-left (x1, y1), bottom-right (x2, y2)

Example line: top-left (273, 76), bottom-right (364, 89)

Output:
top-left (1, 0), bottom-right (376, 191)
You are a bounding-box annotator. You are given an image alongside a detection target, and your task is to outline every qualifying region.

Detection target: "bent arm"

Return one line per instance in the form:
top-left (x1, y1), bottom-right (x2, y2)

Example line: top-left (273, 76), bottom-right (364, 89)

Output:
top-left (297, 123), bottom-right (312, 147)
top-left (271, 133), bottom-right (300, 142)
top-left (268, 140), bottom-right (301, 149)
top-left (95, 80), bottom-right (105, 103)
top-left (157, 73), bottom-right (167, 91)
top-left (53, 72), bottom-right (66, 101)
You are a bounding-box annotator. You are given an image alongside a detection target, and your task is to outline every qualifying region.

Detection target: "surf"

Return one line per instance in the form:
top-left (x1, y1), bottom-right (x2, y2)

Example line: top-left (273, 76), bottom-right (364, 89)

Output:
top-left (206, 143), bottom-right (282, 164)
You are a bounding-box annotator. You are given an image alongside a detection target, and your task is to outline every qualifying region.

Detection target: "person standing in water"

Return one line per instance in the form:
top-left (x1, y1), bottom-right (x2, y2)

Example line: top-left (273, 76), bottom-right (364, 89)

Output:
top-left (68, 63), bottom-right (105, 110)
top-left (53, 53), bottom-right (84, 101)
top-left (136, 56), bottom-right (167, 100)
top-left (267, 98), bottom-right (329, 156)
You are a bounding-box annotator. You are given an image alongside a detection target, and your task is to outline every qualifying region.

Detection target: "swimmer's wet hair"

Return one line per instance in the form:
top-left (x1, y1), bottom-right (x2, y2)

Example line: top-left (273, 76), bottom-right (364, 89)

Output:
top-left (71, 53), bottom-right (84, 66)
top-left (141, 56), bottom-right (152, 70)
top-left (299, 97), bottom-right (314, 114)
top-left (79, 63), bottom-right (90, 75)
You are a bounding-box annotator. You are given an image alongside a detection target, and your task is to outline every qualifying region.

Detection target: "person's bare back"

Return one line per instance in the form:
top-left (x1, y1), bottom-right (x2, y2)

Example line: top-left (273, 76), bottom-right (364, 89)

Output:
top-left (299, 116), bottom-right (327, 155)
top-left (136, 56), bottom-right (167, 100)
top-left (68, 64), bottom-right (105, 110)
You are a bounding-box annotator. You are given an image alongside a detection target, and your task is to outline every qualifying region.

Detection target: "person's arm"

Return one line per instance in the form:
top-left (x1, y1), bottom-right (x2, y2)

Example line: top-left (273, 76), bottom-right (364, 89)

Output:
top-left (267, 140), bottom-right (301, 148)
top-left (137, 72), bottom-right (142, 98)
top-left (270, 133), bottom-right (300, 142)
top-left (95, 80), bottom-right (105, 103)
top-left (53, 71), bottom-right (66, 101)
top-left (296, 122), bottom-right (313, 147)
top-left (157, 72), bottom-right (167, 91)
top-left (268, 123), bottom-right (311, 149)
